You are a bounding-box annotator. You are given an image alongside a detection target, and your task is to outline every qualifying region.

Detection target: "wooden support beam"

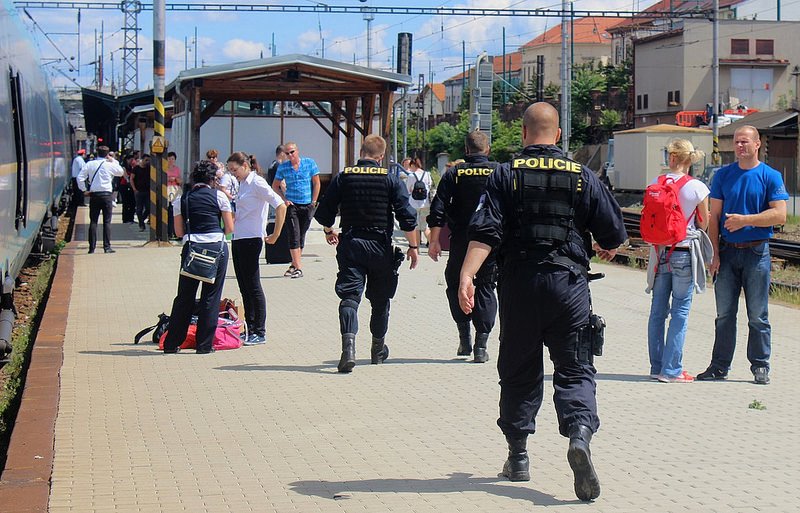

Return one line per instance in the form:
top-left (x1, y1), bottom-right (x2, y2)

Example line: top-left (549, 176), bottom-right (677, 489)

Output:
top-left (331, 101), bottom-right (341, 176)
top-left (361, 94), bottom-right (376, 137)
top-left (345, 98), bottom-right (357, 167)
top-left (199, 98), bottom-right (227, 127)
top-left (379, 91), bottom-right (393, 165)
top-left (299, 103), bottom-right (333, 138)
top-left (191, 87), bottom-right (201, 164)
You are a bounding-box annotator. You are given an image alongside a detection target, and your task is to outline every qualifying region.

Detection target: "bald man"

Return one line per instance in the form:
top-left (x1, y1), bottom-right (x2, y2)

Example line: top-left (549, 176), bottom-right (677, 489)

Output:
top-left (458, 102), bottom-right (626, 501)
top-left (696, 125), bottom-right (788, 385)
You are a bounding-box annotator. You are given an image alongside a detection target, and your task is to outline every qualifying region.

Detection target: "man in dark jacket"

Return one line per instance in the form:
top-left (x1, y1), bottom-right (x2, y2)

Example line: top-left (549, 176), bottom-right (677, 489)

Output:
top-left (428, 130), bottom-right (499, 363)
top-left (314, 135), bottom-right (418, 373)
top-left (459, 103), bottom-right (627, 502)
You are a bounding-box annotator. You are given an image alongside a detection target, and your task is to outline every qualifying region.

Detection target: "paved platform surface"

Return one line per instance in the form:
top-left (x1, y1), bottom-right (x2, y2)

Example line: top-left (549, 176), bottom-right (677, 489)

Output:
top-left (47, 205), bottom-right (799, 512)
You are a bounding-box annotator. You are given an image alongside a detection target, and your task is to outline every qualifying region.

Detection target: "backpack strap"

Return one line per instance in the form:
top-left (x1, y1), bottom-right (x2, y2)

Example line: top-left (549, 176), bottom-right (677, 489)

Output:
top-left (133, 324), bottom-right (158, 344)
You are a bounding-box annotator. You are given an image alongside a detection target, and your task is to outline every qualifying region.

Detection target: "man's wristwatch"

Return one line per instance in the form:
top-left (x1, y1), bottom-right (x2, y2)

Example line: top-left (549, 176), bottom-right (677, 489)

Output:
top-left (408, 245), bottom-right (419, 250)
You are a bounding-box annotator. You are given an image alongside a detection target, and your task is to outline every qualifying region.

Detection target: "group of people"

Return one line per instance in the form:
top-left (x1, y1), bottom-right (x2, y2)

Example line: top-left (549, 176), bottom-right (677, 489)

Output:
top-left (312, 104), bottom-right (625, 502)
top-left (645, 125), bottom-right (788, 386)
top-left (71, 148), bottom-right (184, 245)
top-left (75, 100), bottom-right (787, 503)
top-left (162, 142), bottom-right (323, 351)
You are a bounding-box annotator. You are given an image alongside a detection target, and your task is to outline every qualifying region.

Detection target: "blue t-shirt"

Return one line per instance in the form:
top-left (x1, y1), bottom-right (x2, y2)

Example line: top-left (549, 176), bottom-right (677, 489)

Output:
top-left (709, 161), bottom-right (788, 243)
top-left (275, 157), bottom-right (320, 204)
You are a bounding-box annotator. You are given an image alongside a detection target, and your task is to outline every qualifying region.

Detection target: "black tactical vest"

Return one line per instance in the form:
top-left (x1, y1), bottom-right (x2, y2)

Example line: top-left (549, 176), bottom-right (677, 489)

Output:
top-left (339, 165), bottom-right (391, 230)
top-left (451, 162), bottom-right (498, 227)
top-left (510, 154), bottom-right (583, 250)
top-left (180, 185), bottom-right (223, 235)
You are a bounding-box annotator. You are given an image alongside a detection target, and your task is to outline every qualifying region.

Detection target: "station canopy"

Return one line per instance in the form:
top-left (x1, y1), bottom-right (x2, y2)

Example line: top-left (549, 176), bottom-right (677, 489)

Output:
top-left (165, 53), bottom-right (413, 170)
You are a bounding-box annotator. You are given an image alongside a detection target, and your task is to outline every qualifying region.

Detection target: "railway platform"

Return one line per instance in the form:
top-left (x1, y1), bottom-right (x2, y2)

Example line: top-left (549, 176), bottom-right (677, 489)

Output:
top-left (1, 203), bottom-right (799, 512)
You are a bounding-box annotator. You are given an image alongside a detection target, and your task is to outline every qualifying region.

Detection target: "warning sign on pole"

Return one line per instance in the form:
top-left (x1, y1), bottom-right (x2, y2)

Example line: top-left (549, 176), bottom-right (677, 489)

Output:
top-left (151, 136), bottom-right (166, 154)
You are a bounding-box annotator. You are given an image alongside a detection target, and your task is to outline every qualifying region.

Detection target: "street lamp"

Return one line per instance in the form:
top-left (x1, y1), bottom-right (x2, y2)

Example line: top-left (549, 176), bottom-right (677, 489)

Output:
top-left (360, 0), bottom-right (375, 67)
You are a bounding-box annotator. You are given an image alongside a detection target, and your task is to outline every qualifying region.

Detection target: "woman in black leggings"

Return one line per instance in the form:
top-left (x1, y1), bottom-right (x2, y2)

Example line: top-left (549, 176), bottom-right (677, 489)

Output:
top-left (227, 152), bottom-right (287, 345)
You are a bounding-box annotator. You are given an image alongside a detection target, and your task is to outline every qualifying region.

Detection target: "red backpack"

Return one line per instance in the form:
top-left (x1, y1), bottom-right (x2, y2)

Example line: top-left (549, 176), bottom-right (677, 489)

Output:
top-left (640, 174), bottom-right (693, 247)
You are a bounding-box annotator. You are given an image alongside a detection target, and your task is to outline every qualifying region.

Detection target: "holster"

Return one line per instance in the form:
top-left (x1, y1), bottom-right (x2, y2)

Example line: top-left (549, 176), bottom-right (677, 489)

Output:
top-left (576, 313), bottom-right (606, 363)
top-left (393, 246), bottom-right (404, 275)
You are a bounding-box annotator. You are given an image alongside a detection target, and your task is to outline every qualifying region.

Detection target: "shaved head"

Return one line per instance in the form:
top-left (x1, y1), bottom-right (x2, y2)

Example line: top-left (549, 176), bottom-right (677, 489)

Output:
top-left (522, 102), bottom-right (561, 145)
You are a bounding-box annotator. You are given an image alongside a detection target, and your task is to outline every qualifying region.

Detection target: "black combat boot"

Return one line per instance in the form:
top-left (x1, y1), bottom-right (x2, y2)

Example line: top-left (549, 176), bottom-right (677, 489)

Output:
top-left (457, 322), bottom-right (472, 356)
top-left (502, 435), bottom-right (530, 482)
top-left (370, 336), bottom-right (390, 364)
top-left (337, 334), bottom-right (356, 373)
top-left (567, 424), bottom-right (601, 501)
top-left (473, 333), bottom-right (489, 363)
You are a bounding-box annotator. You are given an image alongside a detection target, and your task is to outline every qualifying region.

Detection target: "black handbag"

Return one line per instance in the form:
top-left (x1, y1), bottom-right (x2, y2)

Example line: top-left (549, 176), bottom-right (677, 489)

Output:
top-left (179, 189), bottom-right (224, 284)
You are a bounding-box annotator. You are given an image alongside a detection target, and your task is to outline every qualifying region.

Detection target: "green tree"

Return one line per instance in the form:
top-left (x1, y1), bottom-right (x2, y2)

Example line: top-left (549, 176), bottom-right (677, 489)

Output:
top-left (571, 63), bottom-right (607, 116)
top-left (491, 112), bottom-right (522, 162)
top-left (425, 122), bottom-right (459, 160)
top-left (598, 109), bottom-right (622, 134)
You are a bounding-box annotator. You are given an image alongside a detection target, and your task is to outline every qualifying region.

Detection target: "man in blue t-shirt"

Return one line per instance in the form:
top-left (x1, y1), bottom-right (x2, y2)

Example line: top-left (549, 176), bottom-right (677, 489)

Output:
top-left (697, 125), bottom-right (788, 385)
top-left (272, 142), bottom-right (321, 278)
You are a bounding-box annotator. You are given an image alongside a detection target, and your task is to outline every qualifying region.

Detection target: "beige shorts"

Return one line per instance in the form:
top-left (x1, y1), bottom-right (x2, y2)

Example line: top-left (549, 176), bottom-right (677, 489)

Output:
top-left (416, 207), bottom-right (430, 231)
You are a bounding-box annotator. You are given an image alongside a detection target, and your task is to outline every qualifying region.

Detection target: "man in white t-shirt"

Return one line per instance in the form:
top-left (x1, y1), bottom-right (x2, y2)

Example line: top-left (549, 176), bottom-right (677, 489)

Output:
top-left (405, 158), bottom-right (433, 245)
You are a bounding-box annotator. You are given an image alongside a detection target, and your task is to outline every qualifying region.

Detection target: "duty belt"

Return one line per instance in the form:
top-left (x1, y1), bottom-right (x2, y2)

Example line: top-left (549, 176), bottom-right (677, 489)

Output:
top-left (345, 229), bottom-right (391, 242)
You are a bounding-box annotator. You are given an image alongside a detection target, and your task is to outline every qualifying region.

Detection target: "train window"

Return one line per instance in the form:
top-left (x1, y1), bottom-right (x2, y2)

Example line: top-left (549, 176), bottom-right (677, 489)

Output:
top-left (9, 69), bottom-right (29, 230)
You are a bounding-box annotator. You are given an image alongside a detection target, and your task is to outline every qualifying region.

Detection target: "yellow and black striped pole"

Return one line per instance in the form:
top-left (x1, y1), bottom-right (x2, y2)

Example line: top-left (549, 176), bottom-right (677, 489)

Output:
top-left (150, 0), bottom-right (168, 241)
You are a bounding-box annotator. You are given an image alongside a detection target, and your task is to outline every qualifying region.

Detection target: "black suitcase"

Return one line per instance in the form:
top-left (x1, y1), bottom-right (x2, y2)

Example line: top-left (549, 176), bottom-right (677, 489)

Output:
top-left (265, 221), bottom-right (291, 264)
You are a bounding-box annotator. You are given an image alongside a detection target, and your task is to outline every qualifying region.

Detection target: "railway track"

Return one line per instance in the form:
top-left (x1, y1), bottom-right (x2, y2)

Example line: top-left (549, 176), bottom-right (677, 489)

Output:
top-left (621, 210), bottom-right (800, 265)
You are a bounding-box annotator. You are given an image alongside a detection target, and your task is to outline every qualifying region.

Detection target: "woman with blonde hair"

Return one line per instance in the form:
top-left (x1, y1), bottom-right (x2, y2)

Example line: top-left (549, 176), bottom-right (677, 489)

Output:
top-left (646, 138), bottom-right (713, 382)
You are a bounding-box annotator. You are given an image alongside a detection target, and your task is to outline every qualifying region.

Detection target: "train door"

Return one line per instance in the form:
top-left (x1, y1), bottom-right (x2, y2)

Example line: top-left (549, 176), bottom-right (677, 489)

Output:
top-left (9, 68), bottom-right (28, 231)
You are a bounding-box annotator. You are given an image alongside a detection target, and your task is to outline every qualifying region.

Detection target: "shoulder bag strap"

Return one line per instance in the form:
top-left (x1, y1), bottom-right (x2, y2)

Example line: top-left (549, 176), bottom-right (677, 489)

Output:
top-left (88, 161), bottom-right (105, 191)
top-left (184, 190), bottom-right (193, 242)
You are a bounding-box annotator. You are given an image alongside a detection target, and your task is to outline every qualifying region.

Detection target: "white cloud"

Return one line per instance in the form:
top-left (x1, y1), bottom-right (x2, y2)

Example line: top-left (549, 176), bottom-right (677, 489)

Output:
top-left (222, 38), bottom-right (270, 61)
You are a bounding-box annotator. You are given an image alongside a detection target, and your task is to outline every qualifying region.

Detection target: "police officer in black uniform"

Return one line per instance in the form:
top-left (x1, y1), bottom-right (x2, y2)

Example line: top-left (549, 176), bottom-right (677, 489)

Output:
top-left (428, 130), bottom-right (499, 363)
top-left (314, 134), bottom-right (419, 373)
top-left (458, 103), bottom-right (626, 501)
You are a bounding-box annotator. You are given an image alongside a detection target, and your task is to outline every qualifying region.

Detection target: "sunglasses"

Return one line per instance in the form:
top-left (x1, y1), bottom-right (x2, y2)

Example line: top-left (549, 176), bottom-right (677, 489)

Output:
top-left (287, 150), bottom-right (297, 155)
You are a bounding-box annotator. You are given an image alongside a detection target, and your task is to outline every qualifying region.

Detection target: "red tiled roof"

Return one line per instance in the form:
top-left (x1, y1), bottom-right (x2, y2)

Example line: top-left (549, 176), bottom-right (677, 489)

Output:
top-left (522, 17), bottom-right (617, 47)
top-left (427, 83), bottom-right (445, 102)
top-left (608, 0), bottom-right (746, 31)
top-left (444, 51), bottom-right (522, 83)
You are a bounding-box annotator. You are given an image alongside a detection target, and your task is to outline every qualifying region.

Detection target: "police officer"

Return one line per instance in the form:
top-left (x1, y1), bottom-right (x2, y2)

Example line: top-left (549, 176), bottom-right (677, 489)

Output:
top-left (428, 130), bottom-right (499, 363)
top-left (458, 103), bottom-right (626, 501)
top-left (314, 134), bottom-right (419, 373)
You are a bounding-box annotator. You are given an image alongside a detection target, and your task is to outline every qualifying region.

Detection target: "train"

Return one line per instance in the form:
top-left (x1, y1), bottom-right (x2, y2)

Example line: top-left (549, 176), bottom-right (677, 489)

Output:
top-left (0, 1), bottom-right (72, 356)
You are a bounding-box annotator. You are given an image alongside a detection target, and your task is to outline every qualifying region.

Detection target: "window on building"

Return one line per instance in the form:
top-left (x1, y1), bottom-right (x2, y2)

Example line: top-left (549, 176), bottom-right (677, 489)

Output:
top-left (668, 91), bottom-right (674, 104)
top-left (643, 94), bottom-right (649, 109)
top-left (637, 94), bottom-right (642, 110)
top-left (755, 39), bottom-right (774, 55)
top-left (674, 90), bottom-right (681, 104)
top-left (731, 39), bottom-right (749, 55)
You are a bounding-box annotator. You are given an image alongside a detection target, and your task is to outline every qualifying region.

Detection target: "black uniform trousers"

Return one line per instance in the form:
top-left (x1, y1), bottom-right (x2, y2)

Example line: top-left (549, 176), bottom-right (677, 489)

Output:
top-left (496, 261), bottom-right (599, 438)
top-left (135, 191), bottom-right (150, 229)
top-left (119, 183), bottom-right (136, 223)
top-left (334, 233), bottom-right (399, 338)
top-left (232, 238), bottom-right (267, 337)
top-left (163, 242), bottom-right (229, 353)
top-left (70, 177), bottom-right (85, 211)
top-left (87, 192), bottom-right (114, 251)
top-left (445, 233), bottom-right (497, 333)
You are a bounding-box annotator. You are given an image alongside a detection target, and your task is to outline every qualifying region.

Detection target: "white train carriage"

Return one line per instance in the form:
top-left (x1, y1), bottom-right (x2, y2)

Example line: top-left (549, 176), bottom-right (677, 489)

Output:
top-left (0, 2), bottom-right (71, 355)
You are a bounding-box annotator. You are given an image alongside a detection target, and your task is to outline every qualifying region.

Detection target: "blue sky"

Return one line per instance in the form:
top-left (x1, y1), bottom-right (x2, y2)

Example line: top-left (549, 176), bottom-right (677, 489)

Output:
top-left (18, 0), bottom-right (660, 91)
